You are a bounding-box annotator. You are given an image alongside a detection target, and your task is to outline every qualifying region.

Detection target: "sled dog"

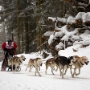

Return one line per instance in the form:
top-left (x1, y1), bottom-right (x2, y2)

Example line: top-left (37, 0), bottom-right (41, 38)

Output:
top-left (8, 55), bottom-right (26, 71)
top-left (71, 55), bottom-right (89, 77)
top-left (25, 58), bottom-right (42, 76)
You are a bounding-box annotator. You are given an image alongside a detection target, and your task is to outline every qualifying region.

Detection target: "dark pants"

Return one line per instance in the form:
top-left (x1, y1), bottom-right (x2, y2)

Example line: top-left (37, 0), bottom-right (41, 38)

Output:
top-left (1, 52), bottom-right (13, 70)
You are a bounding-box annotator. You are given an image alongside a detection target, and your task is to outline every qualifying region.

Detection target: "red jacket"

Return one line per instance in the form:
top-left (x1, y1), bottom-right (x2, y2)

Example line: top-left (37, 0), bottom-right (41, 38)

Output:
top-left (2, 42), bottom-right (17, 50)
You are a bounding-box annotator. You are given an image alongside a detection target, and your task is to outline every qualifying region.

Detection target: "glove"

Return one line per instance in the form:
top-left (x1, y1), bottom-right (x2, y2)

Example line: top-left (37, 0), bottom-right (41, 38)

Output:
top-left (10, 48), bottom-right (16, 55)
top-left (13, 48), bottom-right (16, 54)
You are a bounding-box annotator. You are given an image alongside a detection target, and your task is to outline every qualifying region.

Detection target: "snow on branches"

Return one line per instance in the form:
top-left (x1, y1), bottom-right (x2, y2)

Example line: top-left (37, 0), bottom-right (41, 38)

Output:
top-left (43, 12), bottom-right (90, 56)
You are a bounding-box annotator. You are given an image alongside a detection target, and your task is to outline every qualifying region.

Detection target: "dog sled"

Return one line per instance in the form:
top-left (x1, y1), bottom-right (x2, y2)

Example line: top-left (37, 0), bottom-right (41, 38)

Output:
top-left (1, 50), bottom-right (21, 71)
top-left (1, 51), bottom-right (13, 71)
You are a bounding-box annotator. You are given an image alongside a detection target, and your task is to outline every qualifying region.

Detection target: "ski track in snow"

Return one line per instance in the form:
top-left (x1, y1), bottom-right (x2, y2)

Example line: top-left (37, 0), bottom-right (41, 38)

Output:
top-left (0, 64), bottom-right (90, 90)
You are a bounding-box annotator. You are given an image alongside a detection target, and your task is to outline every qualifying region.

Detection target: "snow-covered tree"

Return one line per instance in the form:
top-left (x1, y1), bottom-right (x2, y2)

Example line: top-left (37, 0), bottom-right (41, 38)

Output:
top-left (43, 0), bottom-right (90, 56)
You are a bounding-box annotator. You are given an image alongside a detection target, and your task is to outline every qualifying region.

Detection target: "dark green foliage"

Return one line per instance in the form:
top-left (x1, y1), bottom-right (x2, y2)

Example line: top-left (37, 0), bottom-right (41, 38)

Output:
top-left (0, 0), bottom-right (89, 54)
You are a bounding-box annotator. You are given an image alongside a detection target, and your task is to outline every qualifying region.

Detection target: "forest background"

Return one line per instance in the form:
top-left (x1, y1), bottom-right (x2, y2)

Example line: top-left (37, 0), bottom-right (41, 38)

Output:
top-left (0, 0), bottom-right (90, 60)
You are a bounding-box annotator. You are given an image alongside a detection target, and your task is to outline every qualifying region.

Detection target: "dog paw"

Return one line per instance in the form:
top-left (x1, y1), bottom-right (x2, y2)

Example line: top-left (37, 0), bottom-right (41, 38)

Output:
top-left (39, 75), bottom-right (41, 77)
top-left (76, 74), bottom-right (79, 76)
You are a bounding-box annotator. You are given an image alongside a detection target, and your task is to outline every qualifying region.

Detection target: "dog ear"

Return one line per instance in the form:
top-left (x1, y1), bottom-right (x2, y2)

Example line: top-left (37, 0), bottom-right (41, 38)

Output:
top-left (82, 56), bottom-right (88, 60)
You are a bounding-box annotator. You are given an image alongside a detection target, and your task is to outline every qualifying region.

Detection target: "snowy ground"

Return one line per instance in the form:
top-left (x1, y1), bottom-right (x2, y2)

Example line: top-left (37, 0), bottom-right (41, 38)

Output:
top-left (0, 45), bottom-right (90, 90)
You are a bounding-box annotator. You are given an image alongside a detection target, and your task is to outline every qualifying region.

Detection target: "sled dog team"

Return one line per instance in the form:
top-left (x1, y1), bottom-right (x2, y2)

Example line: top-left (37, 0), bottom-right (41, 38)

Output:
top-left (6, 54), bottom-right (89, 78)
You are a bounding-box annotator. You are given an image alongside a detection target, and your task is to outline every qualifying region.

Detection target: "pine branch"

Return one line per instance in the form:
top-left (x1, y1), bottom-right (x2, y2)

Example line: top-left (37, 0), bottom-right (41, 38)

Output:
top-left (36, 41), bottom-right (48, 51)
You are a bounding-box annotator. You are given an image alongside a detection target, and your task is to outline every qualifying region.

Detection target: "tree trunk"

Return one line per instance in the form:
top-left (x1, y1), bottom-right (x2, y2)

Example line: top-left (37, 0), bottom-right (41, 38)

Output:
top-left (21, 26), bottom-right (24, 53)
top-left (25, 17), bottom-right (29, 53)
top-left (17, 0), bottom-right (20, 53)
top-left (36, 0), bottom-right (42, 52)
